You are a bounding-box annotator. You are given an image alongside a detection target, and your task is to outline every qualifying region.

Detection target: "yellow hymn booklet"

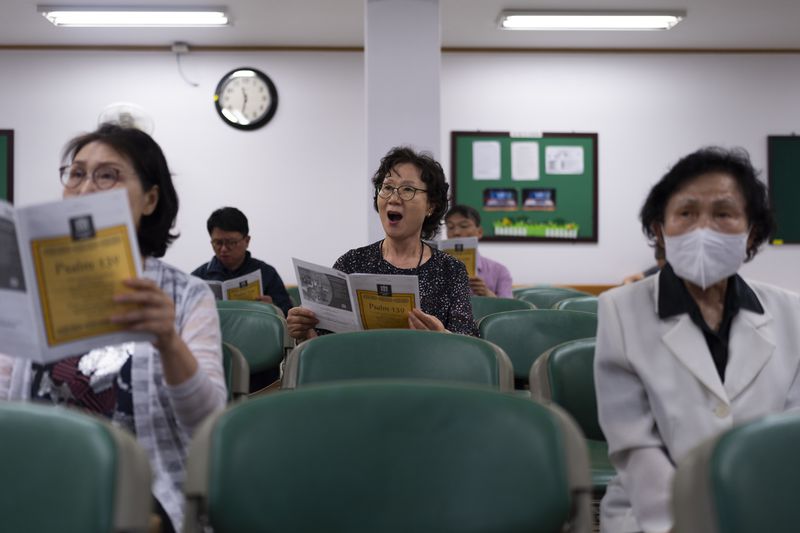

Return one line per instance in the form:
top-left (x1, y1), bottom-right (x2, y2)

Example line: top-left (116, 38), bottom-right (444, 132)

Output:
top-left (292, 257), bottom-right (420, 333)
top-left (205, 269), bottom-right (263, 300)
top-left (435, 237), bottom-right (478, 278)
top-left (0, 189), bottom-right (151, 363)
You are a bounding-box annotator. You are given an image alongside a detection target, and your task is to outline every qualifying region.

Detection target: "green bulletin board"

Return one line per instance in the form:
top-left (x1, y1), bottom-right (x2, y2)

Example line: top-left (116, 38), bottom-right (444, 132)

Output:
top-left (0, 130), bottom-right (13, 203)
top-left (450, 131), bottom-right (598, 242)
top-left (768, 136), bottom-right (800, 244)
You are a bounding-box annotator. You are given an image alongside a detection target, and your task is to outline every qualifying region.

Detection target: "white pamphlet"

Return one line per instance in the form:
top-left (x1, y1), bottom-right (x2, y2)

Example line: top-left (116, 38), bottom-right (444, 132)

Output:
top-left (292, 258), bottom-right (421, 333)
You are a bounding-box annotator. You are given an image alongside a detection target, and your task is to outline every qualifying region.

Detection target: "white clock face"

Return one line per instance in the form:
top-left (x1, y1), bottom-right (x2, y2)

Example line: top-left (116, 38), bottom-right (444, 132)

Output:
top-left (218, 70), bottom-right (273, 126)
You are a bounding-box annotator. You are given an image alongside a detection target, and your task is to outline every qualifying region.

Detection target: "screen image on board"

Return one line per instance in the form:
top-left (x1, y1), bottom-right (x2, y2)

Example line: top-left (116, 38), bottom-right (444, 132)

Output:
top-left (482, 188), bottom-right (518, 211)
top-left (451, 131), bottom-right (598, 242)
top-left (522, 188), bottom-right (556, 211)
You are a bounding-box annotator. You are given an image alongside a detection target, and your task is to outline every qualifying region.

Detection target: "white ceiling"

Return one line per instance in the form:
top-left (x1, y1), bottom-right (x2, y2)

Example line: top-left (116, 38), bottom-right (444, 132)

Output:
top-left (2, 0), bottom-right (799, 49)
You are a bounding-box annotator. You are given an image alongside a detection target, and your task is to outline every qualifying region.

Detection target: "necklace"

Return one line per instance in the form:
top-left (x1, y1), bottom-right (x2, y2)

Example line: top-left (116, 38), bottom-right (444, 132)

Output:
top-left (380, 239), bottom-right (425, 269)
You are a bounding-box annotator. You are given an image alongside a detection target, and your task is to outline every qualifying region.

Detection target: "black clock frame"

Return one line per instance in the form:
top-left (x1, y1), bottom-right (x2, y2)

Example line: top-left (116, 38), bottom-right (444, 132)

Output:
top-left (213, 67), bottom-right (279, 131)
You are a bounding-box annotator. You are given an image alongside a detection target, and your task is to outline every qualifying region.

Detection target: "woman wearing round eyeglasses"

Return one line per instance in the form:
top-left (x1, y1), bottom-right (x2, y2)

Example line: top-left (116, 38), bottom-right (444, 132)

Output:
top-left (0, 123), bottom-right (226, 533)
top-left (287, 146), bottom-right (476, 340)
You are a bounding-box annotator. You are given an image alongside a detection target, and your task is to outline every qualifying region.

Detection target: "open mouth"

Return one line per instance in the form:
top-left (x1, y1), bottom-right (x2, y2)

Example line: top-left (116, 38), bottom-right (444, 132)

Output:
top-left (387, 212), bottom-right (403, 222)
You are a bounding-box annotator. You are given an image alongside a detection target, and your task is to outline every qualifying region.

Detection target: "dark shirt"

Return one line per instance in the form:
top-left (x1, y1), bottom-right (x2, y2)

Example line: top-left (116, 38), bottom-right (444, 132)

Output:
top-left (192, 251), bottom-right (293, 316)
top-left (657, 263), bottom-right (764, 382)
top-left (333, 241), bottom-right (477, 336)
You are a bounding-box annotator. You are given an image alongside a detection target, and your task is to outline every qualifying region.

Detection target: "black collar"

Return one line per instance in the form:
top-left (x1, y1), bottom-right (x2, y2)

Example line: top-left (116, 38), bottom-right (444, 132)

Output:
top-left (657, 262), bottom-right (764, 320)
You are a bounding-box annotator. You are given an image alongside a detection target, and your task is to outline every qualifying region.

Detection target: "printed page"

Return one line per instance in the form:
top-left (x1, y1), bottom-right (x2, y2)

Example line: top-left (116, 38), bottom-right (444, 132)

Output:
top-left (292, 258), bottom-right (359, 333)
top-left (206, 280), bottom-right (224, 300)
top-left (0, 200), bottom-right (40, 357)
top-left (222, 269), bottom-right (263, 300)
top-left (347, 273), bottom-right (420, 330)
top-left (436, 237), bottom-right (479, 278)
top-left (14, 189), bottom-right (152, 363)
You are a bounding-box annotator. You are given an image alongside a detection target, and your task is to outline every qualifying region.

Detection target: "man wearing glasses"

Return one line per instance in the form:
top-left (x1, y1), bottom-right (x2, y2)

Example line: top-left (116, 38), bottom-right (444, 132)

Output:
top-left (192, 206), bottom-right (292, 316)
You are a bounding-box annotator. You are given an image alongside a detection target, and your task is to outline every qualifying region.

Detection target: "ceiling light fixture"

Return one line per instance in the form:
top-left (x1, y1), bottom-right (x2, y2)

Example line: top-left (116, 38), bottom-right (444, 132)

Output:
top-left (37, 5), bottom-right (230, 27)
top-left (498, 10), bottom-right (685, 31)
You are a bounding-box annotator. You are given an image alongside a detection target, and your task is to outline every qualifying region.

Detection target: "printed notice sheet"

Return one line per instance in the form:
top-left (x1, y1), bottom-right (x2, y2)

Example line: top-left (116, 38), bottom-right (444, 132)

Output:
top-left (0, 189), bottom-right (151, 363)
top-left (431, 237), bottom-right (478, 278)
top-left (292, 258), bottom-right (420, 332)
top-left (206, 270), bottom-right (263, 300)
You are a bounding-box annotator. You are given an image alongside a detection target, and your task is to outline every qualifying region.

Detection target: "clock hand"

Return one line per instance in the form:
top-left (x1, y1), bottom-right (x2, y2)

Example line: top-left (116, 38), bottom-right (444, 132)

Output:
top-left (241, 88), bottom-right (248, 112)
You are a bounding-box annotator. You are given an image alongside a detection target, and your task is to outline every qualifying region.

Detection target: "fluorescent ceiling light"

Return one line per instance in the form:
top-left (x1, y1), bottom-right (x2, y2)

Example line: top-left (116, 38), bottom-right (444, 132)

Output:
top-left (38, 5), bottom-right (229, 27)
top-left (499, 11), bottom-right (685, 31)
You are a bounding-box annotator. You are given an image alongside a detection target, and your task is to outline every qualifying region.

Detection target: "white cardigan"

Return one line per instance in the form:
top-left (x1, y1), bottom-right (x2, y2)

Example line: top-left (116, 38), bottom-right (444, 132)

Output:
top-left (595, 272), bottom-right (800, 533)
top-left (0, 258), bottom-right (227, 531)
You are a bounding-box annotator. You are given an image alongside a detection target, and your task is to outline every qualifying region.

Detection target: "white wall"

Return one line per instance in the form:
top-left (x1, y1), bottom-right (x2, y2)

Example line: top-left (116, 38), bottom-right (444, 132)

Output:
top-left (1, 49), bottom-right (366, 285)
top-left (2, 50), bottom-right (799, 292)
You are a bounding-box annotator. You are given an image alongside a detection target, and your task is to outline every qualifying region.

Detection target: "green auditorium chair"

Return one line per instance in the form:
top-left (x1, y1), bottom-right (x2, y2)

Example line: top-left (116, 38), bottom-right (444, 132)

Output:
top-left (216, 299), bottom-right (285, 317)
top-left (282, 329), bottom-right (513, 391)
top-left (553, 295), bottom-right (599, 313)
top-left (285, 285), bottom-right (301, 308)
top-left (530, 337), bottom-right (614, 526)
top-left (470, 295), bottom-right (537, 321)
top-left (217, 306), bottom-right (290, 393)
top-left (184, 381), bottom-right (592, 533)
top-left (478, 309), bottom-right (598, 388)
top-left (222, 341), bottom-right (250, 402)
top-left (673, 412), bottom-right (800, 533)
top-left (0, 402), bottom-right (152, 533)
top-left (514, 286), bottom-right (592, 310)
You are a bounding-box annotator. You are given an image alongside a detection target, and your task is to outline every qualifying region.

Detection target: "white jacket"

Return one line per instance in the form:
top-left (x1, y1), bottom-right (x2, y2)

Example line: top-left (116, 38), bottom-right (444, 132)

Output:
top-left (595, 272), bottom-right (800, 533)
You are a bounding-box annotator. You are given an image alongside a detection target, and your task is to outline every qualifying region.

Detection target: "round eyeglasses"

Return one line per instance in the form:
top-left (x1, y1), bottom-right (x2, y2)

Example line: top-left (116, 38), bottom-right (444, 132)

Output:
top-left (60, 164), bottom-right (124, 190)
top-left (211, 237), bottom-right (246, 250)
top-left (376, 183), bottom-right (428, 201)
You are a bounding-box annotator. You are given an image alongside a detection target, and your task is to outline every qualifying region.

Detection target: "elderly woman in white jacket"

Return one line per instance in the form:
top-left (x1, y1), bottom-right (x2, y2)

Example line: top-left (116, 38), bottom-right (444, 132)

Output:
top-left (595, 147), bottom-right (800, 533)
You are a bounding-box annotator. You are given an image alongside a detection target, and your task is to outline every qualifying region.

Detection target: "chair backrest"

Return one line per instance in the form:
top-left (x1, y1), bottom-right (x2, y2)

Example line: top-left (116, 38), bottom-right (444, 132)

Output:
top-left (222, 341), bottom-right (250, 402)
top-left (216, 299), bottom-right (285, 317)
top-left (282, 329), bottom-right (514, 391)
top-left (185, 381), bottom-right (592, 533)
top-left (553, 295), bottom-right (598, 313)
top-left (470, 295), bottom-right (537, 321)
top-left (673, 412), bottom-right (800, 533)
top-left (217, 307), bottom-right (288, 374)
top-left (285, 285), bottom-right (300, 307)
top-left (515, 287), bottom-right (591, 309)
top-left (530, 337), bottom-right (603, 440)
top-left (479, 309), bottom-right (598, 384)
top-left (0, 402), bottom-right (152, 533)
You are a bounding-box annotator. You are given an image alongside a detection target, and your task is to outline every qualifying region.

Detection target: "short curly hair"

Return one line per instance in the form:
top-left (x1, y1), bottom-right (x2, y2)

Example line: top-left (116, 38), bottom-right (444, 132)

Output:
top-left (371, 146), bottom-right (449, 240)
top-left (62, 123), bottom-right (179, 258)
top-left (640, 146), bottom-right (775, 261)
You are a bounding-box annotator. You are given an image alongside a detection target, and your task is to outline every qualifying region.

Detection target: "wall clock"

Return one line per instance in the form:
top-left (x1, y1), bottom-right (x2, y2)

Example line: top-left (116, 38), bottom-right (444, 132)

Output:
top-left (213, 67), bottom-right (278, 130)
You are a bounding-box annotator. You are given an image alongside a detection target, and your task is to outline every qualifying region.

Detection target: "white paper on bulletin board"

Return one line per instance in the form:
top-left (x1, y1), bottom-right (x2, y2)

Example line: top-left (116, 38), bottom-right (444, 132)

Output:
top-left (511, 141), bottom-right (540, 181)
top-left (545, 146), bottom-right (584, 175)
top-left (472, 141), bottom-right (501, 180)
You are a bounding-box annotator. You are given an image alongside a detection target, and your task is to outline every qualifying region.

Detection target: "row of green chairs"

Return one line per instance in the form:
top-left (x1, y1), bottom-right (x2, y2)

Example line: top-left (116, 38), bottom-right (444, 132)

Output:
top-left (4, 392), bottom-right (795, 533)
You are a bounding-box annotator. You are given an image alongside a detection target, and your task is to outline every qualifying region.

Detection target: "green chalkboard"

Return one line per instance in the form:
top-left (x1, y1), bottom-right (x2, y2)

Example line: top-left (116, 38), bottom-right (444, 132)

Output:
top-left (768, 136), bottom-right (800, 244)
top-left (450, 131), bottom-right (597, 242)
top-left (0, 130), bottom-right (12, 203)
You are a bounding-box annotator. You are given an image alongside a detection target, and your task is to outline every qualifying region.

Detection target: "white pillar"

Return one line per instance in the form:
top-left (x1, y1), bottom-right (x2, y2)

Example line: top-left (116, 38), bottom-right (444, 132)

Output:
top-left (365, 0), bottom-right (441, 242)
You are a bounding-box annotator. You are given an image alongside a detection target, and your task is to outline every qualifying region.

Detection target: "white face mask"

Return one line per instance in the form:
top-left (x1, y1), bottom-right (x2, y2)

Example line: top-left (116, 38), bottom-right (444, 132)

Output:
top-left (663, 227), bottom-right (749, 290)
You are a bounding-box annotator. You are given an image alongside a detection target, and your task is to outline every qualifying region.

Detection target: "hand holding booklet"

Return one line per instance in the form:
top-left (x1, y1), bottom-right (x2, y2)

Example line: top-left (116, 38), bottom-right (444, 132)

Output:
top-left (292, 258), bottom-right (420, 332)
top-left (0, 189), bottom-right (153, 363)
